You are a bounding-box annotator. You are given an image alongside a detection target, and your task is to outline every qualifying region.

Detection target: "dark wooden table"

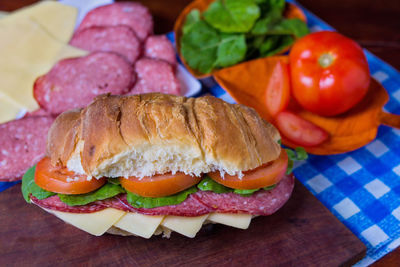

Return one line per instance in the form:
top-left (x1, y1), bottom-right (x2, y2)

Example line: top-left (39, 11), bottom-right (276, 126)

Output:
top-left (1, 0), bottom-right (399, 265)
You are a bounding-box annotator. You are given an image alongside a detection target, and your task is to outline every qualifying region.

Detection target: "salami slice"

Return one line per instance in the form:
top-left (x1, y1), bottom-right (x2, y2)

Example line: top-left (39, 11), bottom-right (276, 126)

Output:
top-left (144, 35), bottom-right (177, 66)
top-left (34, 52), bottom-right (135, 115)
top-left (193, 174), bottom-right (295, 215)
top-left (76, 2), bottom-right (153, 41)
top-left (129, 58), bottom-right (180, 95)
top-left (31, 175), bottom-right (293, 216)
top-left (70, 25), bottom-right (141, 64)
top-left (24, 108), bottom-right (51, 118)
top-left (31, 195), bottom-right (105, 213)
top-left (0, 116), bottom-right (54, 181)
top-left (103, 194), bottom-right (213, 217)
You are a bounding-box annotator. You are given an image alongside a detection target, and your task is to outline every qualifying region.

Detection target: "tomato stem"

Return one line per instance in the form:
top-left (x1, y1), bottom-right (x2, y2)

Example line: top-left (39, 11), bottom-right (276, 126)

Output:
top-left (318, 53), bottom-right (334, 68)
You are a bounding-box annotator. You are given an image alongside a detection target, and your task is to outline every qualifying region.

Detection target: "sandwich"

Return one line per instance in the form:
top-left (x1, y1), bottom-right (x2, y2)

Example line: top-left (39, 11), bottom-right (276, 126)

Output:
top-left (22, 93), bottom-right (302, 238)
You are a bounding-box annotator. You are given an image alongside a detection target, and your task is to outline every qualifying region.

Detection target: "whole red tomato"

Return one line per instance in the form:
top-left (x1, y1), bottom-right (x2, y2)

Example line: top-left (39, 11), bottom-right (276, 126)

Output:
top-left (289, 31), bottom-right (370, 116)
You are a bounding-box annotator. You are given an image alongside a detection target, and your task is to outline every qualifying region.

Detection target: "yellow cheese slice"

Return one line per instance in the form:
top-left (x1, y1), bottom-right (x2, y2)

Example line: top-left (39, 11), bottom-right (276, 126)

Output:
top-left (0, 18), bottom-right (87, 112)
top-left (114, 213), bottom-right (164, 239)
top-left (0, 95), bottom-right (24, 123)
top-left (0, 1), bottom-right (77, 42)
top-left (44, 208), bottom-right (126, 236)
top-left (55, 45), bottom-right (88, 62)
top-left (207, 213), bottom-right (252, 229)
top-left (161, 214), bottom-right (209, 238)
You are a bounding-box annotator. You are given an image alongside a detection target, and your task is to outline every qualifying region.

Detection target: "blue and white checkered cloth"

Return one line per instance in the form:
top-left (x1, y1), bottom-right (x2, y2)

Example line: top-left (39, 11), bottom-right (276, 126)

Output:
top-left (1, 1), bottom-right (399, 265)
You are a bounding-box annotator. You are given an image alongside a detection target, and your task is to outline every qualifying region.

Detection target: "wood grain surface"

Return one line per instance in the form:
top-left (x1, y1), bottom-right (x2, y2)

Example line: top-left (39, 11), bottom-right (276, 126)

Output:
top-left (0, 0), bottom-right (399, 264)
top-left (0, 181), bottom-right (365, 266)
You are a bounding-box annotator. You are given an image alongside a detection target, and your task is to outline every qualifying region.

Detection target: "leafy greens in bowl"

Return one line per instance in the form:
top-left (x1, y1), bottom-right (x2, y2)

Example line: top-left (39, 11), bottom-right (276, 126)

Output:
top-left (174, 0), bottom-right (309, 77)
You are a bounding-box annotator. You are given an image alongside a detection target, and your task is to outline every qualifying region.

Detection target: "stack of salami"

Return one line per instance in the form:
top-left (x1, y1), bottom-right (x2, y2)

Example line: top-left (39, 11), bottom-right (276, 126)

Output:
top-left (0, 2), bottom-right (181, 182)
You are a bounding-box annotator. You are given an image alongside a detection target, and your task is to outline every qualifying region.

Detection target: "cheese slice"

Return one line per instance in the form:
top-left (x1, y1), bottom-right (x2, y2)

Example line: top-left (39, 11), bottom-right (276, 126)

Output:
top-left (161, 214), bottom-right (209, 238)
top-left (0, 95), bottom-right (24, 123)
top-left (0, 1), bottom-right (77, 42)
top-left (55, 45), bottom-right (88, 62)
top-left (44, 208), bottom-right (126, 236)
top-left (114, 213), bottom-right (164, 239)
top-left (0, 18), bottom-right (87, 111)
top-left (207, 213), bottom-right (252, 229)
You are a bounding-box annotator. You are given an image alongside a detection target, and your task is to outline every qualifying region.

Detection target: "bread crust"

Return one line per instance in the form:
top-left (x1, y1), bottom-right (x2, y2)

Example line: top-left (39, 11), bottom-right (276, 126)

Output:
top-left (47, 109), bottom-right (82, 167)
top-left (47, 93), bottom-right (281, 177)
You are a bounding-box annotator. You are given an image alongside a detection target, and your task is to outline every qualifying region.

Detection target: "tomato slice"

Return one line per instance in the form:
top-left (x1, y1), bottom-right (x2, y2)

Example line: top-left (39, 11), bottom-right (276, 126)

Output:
top-left (265, 61), bottom-right (290, 117)
top-left (275, 111), bottom-right (329, 147)
top-left (208, 149), bottom-right (288, 190)
top-left (120, 172), bottom-right (201, 197)
top-left (35, 157), bottom-right (106, 194)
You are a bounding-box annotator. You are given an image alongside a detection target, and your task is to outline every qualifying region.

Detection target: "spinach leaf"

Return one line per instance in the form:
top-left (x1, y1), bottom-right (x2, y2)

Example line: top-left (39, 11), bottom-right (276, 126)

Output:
top-left (259, 35), bottom-right (281, 55)
top-left (285, 146), bottom-right (309, 174)
top-left (181, 20), bottom-right (220, 74)
top-left (295, 147), bottom-right (308, 160)
top-left (267, 18), bottom-right (309, 37)
top-left (126, 187), bottom-right (198, 209)
top-left (58, 183), bottom-right (125, 206)
top-left (251, 8), bottom-right (282, 35)
top-left (197, 176), bottom-right (232, 193)
top-left (286, 158), bottom-right (294, 175)
top-left (261, 35), bottom-right (294, 56)
top-left (180, 0), bottom-right (310, 74)
top-left (21, 165), bottom-right (55, 203)
top-left (182, 9), bottom-right (201, 34)
top-left (107, 178), bottom-right (121, 185)
top-left (197, 176), bottom-right (277, 196)
top-left (204, 0), bottom-right (260, 33)
top-left (216, 33), bottom-right (247, 67)
top-left (267, 0), bottom-right (286, 12)
top-left (234, 185), bottom-right (275, 196)
top-left (233, 188), bottom-right (259, 196)
top-left (264, 184), bottom-right (277, 190)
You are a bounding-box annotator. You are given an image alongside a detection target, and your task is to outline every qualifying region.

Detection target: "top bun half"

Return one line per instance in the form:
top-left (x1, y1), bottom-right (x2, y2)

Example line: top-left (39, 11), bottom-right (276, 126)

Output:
top-left (47, 93), bottom-right (281, 179)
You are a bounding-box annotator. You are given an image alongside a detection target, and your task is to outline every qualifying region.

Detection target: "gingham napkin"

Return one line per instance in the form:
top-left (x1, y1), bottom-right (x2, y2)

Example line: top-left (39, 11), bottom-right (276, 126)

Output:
top-left (168, 1), bottom-right (400, 265)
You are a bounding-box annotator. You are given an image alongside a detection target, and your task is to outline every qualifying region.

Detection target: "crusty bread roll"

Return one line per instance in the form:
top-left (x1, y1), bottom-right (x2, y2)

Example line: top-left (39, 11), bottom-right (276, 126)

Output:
top-left (47, 93), bottom-right (281, 178)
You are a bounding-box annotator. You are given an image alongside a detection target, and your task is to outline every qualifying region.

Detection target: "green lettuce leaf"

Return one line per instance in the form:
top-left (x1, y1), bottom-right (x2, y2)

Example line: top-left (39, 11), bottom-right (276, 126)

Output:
top-left (183, 9), bottom-right (201, 34)
top-left (233, 188), bottom-right (259, 196)
top-left (21, 165), bottom-right (55, 203)
top-left (295, 147), bottom-right (308, 160)
top-left (107, 178), bottom-right (121, 185)
top-left (126, 187), bottom-right (198, 209)
top-left (234, 184), bottom-right (277, 196)
top-left (257, 0), bottom-right (286, 13)
top-left (181, 20), bottom-right (220, 74)
top-left (267, 0), bottom-right (286, 12)
top-left (264, 184), bottom-right (277, 190)
top-left (285, 147), bottom-right (308, 174)
top-left (58, 183), bottom-right (125, 206)
top-left (251, 8), bottom-right (282, 35)
top-left (197, 176), bottom-right (232, 193)
top-left (204, 0), bottom-right (260, 33)
top-left (197, 176), bottom-right (277, 196)
top-left (259, 35), bottom-right (282, 55)
top-left (216, 33), bottom-right (247, 67)
top-left (268, 18), bottom-right (309, 37)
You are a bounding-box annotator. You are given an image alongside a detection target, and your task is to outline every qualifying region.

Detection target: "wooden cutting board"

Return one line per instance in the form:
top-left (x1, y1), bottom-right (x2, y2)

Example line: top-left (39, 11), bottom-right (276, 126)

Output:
top-left (0, 180), bottom-right (365, 266)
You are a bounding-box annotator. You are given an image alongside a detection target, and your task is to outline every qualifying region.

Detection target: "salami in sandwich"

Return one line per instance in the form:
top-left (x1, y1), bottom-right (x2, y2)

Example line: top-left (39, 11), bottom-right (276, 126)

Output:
top-left (22, 93), bottom-right (303, 238)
